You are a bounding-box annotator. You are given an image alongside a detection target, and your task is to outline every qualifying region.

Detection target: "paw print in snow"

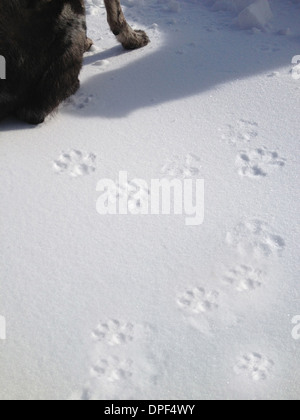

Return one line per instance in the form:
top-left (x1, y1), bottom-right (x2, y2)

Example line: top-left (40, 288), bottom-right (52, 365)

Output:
top-left (92, 320), bottom-right (134, 346)
top-left (91, 357), bottom-right (133, 383)
top-left (108, 181), bottom-right (150, 212)
top-left (226, 219), bottom-right (285, 258)
top-left (66, 93), bottom-right (94, 110)
top-left (236, 147), bottom-right (285, 178)
top-left (177, 287), bottom-right (219, 314)
top-left (234, 353), bottom-right (274, 381)
top-left (53, 150), bottom-right (96, 177)
top-left (161, 154), bottom-right (201, 178)
top-left (223, 265), bottom-right (263, 292)
top-left (221, 119), bottom-right (258, 146)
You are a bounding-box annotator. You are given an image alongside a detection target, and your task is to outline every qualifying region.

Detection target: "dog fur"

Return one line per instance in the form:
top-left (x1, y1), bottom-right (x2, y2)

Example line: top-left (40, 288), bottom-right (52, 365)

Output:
top-left (0, 0), bottom-right (149, 124)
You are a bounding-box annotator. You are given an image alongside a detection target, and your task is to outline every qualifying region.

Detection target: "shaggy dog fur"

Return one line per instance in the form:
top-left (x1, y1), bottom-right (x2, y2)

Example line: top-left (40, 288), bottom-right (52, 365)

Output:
top-left (0, 0), bottom-right (149, 124)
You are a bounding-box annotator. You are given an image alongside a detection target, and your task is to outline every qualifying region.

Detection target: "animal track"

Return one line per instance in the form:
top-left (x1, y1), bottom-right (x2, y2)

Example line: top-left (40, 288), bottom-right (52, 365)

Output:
top-left (223, 265), bottom-right (263, 292)
top-left (221, 120), bottom-right (259, 146)
top-left (92, 320), bottom-right (134, 346)
top-left (92, 60), bottom-right (110, 70)
top-left (236, 147), bottom-right (286, 178)
top-left (75, 320), bottom-right (161, 400)
top-left (161, 153), bottom-right (201, 178)
top-left (53, 150), bottom-right (96, 177)
top-left (90, 356), bottom-right (133, 383)
top-left (177, 287), bottom-right (219, 314)
top-left (108, 181), bottom-right (150, 212)
top-left (234, 353), bottom-right (274, 381)
top-left (226, 219), bottom-right (285, 258)
top-left (66, 93), bottom-right (95, 110)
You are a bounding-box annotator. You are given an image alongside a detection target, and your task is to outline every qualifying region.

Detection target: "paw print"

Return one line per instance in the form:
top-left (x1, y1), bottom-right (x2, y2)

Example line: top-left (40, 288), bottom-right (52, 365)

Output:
top-left (92, 320), bottom-right (134, 346)
top-left (221, 119), bottom-right (259, 146)
top-left (66, 93), bottom-right (94, 110)
top-left (53, 150), bottom-right (96, 177)
top-left (236, 147), bottom-right (286, 178)
top-left (108, 181), bottom-right (150, 212)
top-left (177, 287), bottom-right (219, 314)
top-left (234, 353), bottom-right (274, 381)
top-left (223, 265), bottom-right (263, 292)
top-left (161, 153), bottom-right (201, 178)
top-left (226, 219), bottom-right (285, 258)
top-left (90, 357), bottom-right (133, 383)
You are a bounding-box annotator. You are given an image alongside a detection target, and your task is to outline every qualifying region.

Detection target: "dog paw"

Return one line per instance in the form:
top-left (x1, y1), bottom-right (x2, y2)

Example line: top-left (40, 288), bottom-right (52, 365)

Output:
top-left (121, 30), bottom-right (150, 50)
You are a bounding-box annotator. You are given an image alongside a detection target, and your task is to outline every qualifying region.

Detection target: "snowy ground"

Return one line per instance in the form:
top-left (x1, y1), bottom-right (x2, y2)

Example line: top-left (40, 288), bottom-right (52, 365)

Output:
top-left (0, 0), bottom-right (300, 400)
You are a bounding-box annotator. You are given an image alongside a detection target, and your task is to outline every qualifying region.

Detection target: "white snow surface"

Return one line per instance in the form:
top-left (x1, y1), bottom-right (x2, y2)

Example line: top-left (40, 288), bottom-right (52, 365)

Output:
top-left (0, 0), bottom-right (300, 400)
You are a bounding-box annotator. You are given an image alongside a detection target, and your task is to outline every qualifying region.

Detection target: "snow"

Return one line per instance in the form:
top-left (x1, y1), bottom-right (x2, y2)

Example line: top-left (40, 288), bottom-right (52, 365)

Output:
top-left (0, 0), bottom-right (300, 400)
top-left (237, 0), bottom-right (273, 31)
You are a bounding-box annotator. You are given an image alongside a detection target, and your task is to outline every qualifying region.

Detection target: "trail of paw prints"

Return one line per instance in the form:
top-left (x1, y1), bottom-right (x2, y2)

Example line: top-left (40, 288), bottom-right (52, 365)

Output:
top-left (221, 120), bottom-right (259, 146)
top-left (65, 93), bottom-right (95, 110)
top-left (108, 181), bottom-right (150, 212)
top-left (73, 320), bottom-right (162, 400)
top-left (223, 265), bottom-right (263, 292)
top-left (236, 147), bottom-right (286, 178)
top-left (234, 353), bottom-right (274, 381)
top-left (226, 219), bottom-right (285, 258)
top-left (92, 320), bottom-right (134, 346)
top-left (161, 153), bottom-right (201, 179)
top-left (53, 150), bottom-right (96, 177)
top-left (177, 287), bottom-right (219, 314)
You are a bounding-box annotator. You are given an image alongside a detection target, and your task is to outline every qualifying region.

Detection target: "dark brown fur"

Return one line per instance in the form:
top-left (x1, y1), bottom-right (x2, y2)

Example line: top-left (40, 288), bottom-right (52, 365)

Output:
top-left (0, 0), bottom-right (149, 124)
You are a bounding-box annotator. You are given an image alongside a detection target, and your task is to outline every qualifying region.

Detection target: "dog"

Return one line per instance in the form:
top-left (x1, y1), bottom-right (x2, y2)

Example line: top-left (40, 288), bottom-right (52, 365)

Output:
top-left (0, 0), bottom-right (149, 125)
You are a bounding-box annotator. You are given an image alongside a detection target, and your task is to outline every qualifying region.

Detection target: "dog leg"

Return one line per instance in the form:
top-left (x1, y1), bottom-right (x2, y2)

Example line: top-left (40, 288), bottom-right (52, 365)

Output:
top-left (104, 0), bottom-right (149, 50)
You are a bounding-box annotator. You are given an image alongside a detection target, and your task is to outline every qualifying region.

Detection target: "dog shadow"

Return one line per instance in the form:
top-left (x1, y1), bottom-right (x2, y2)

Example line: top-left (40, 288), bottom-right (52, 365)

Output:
top-left (64, 26), bottom-right (299, 120)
